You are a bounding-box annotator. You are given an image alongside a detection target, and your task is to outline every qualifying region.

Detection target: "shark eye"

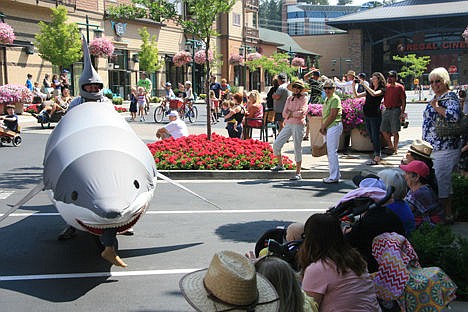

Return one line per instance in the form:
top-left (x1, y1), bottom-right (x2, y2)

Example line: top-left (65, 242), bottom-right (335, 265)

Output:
top-left (71, 191), bottom-right (78, 201)
top-left (134, 180), bottom-right (140, 189)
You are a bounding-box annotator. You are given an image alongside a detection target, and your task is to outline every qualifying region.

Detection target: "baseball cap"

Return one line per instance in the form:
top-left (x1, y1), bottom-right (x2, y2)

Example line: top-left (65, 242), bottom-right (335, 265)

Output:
top-left (167, 111), bottom-right (178, 118)
top-left (399, 160), bottom-right (430, 178)
top-left (387, 70), bottom-right (397, 77)
top-left (312, 70), bottom-right (320, 77)
top-left (165, 82), bottom-right (172, 87)
top-left (277, 73), bottom-right (287, 81)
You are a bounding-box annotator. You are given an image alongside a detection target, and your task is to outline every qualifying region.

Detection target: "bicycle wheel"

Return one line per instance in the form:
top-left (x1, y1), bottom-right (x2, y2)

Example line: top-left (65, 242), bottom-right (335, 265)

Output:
top-left (188, 106), bottom-right (198, 123)
top-left (154, 106), bottom-right (165, 123)
top-left (178, 106), bottom-right (185, 120)
top-left (144, 103), bottom-right (150, 115)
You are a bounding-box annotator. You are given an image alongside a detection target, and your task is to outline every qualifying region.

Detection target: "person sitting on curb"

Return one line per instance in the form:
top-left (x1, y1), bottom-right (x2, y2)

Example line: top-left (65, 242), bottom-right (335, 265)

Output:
top-left (155, 111), bottom-right (188, 140)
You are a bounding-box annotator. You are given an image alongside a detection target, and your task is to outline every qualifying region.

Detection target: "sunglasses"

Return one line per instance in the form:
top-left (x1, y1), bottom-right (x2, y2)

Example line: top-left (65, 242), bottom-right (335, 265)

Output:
top-left (430, 79), bottom-right (441, 84)
top-left (323, 87), bottom-right (334, 90)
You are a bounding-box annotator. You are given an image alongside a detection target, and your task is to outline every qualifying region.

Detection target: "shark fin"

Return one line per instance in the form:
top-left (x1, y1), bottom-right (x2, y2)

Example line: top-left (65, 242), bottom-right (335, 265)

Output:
top-left (156, 172), bottom-right (223, 210)
top-left (0, 182), bottom-right (44, 223)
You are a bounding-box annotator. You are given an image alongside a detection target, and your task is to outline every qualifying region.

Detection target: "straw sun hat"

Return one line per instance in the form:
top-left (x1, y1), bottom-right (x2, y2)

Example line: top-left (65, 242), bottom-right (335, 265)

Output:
top-left (408, 139), bottom-right (433, 159)
top-left (179, 250), bottom-right (279, 312)
top-left (287, 79), bottom-right (309, 92)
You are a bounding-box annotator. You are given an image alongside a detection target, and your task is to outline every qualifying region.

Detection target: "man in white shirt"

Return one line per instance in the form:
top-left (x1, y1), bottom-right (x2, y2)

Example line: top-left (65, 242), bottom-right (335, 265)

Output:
top-left (156, 111), bottom-right (189, 139)
top-left (334, 70), bottom-right (359, 95)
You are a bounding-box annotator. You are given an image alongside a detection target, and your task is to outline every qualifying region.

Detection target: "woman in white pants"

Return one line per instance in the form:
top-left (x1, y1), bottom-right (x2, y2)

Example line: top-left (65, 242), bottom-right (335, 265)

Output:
top-left (271, 80), bottom-right (309, 180)
top-left (320, 79), bottom-right (343, 183)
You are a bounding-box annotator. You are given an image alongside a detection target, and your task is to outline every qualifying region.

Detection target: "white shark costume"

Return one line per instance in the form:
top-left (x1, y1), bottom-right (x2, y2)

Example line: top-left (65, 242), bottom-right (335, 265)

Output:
top-left (0, 36), bottom-right (220, 267)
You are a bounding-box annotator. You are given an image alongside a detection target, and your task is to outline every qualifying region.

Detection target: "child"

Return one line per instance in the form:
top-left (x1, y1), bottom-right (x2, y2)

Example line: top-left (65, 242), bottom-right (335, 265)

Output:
top-left (222, 100), bottom-right (238, 132)
top-left (129, 87), bottom-right (138, 121)
top-left (137, 86), bottom-right (146, 122)
top-left (209, 90), bottom-right (218, 123)
top-left (0, 105), bottom-right (19, 134)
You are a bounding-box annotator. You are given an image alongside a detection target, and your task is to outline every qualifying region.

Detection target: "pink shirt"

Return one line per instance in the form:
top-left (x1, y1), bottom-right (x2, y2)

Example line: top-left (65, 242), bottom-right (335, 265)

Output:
top-left (282, 93), bottom-right (308, 125)
top-left (302, 259), bottom-right (381, 312)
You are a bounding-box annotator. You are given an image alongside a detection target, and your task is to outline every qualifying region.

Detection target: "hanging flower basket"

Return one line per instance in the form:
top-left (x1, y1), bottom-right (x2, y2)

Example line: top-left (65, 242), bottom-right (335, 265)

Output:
top-left (463, 26), bottom-right (468, 44)
top-left (173, 51), bottom-right (192, 67)
top-left (229, 54), bottom-right (244, 65)
top-left (291, 57), bottom-right (305, 67)
top-left (246, 52), bottom-right (262, 62)
top-left (0, 22), bottom-right (16, 45)
top-left (89, 37), bottom-right (115, 58)
top-left (194, 49), bottom-right (214, 65)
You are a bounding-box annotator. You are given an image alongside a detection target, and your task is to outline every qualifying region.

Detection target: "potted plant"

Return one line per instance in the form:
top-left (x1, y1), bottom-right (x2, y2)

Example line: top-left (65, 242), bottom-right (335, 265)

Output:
top-left (0, 22), bottom-right (16, 45)
top-left (0, 84), bottom-right (33, 114)
top-left (173, 51), bottom-right (192, 67)
top-left (194, 49), bottom-right (214, 65)
top-left (89, 37), bottom-right (115, 58)
top-left (229, 54), bottom-right (244, 66)
top-left (246, 52), bottom-right (262, 62)
top-left (291, 57), bottom-right (305, 67)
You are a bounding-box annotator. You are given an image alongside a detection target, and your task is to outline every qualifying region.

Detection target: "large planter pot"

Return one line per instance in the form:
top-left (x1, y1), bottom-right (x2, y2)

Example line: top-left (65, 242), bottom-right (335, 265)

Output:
top-left (351, 128), bottom-right (373, 152)
top-left (0, 103), bottom-right (4, 115)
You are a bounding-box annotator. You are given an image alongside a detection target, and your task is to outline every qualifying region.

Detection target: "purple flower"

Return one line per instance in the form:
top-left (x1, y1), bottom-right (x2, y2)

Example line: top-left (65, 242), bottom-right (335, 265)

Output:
top-left (0, 22), bottom-right (16, 44)
top-left (89, 37), bottom-right (115, 57)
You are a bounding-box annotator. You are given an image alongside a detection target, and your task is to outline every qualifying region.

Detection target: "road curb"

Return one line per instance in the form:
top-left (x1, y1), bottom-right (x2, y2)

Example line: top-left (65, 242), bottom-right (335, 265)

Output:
top-left (157, 169), bottom-right (367, 180)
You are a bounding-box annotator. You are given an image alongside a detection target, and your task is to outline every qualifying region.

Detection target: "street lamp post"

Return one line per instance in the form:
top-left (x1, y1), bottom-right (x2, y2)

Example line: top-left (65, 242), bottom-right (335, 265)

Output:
top-left (287, 46), bottom-right (295, 67)
top-left (77, 15), bottom-right (101, 43)
top-left (185, 37), bottom-right (202, 95)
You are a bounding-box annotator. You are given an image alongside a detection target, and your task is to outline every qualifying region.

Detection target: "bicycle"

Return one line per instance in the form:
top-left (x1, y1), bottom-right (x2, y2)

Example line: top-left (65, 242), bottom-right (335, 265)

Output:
top-left (153, 98), bottom-right (198, 123)
top-left (178, 99), bottom-right (198, 123)
top-left (153, 98), bottom-right (170, 123)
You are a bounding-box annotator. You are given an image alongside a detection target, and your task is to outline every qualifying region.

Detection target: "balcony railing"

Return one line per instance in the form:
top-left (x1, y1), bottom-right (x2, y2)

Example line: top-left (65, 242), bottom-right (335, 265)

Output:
top-left (36, 0), bottom-right (76, 9)
top-left (244, 26), bottom-right (259, 40)
top-left (244, 0), bottom-right (259, 13)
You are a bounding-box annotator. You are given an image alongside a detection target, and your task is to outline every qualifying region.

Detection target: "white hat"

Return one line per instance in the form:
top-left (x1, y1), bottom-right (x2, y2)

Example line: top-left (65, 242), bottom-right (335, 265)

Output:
top-left (167, 111), bottom-right (179, 118)
top-left (179, 251), bottom-right (279, 312)
top-left (359, 177), bottom-right (386, 190)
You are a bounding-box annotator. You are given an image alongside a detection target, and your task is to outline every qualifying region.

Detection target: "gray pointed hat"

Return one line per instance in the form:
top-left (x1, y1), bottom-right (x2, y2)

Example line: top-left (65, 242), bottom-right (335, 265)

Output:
top-left (79, 35), bottom-right (104, 101)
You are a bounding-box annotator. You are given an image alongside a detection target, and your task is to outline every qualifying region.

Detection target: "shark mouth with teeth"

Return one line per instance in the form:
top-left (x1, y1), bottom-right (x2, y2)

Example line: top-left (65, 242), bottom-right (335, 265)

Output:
top-left (76, 207), bottom-right (145, 235)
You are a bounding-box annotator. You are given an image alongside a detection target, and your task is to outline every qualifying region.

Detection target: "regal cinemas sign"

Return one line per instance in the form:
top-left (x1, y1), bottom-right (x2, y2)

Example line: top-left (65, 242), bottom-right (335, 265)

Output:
top-left (398, 41), bottom-right (468, 52)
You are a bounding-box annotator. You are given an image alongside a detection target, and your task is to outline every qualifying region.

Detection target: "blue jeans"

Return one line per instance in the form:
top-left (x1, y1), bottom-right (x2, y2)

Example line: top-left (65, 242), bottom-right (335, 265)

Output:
top-left (365, 116), bottom-right (382, 157)
top-left (227, 122), bottom-right (242, 138)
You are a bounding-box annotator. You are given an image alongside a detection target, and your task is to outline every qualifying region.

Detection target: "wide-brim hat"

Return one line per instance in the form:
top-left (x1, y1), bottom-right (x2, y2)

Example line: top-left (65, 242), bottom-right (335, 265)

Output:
top-left (347, 70), bottom-right (356, 77)
top-left (180, 251), bottom-right (279, 312)
top-left (287, 80), bottom-right (309, 92)
top-left (408, 139), bottom-right (433, 159)
top-left (6, 104), bottom-right (15, 109)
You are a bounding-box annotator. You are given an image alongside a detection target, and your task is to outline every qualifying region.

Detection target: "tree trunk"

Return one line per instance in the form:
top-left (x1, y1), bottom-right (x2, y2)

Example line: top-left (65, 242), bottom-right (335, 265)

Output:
top-left (205, 37), bottom-right (212, 140)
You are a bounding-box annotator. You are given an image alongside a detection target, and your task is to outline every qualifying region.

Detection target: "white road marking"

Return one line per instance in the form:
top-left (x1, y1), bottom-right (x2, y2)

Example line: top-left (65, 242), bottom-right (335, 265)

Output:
top-left (3, 208), bottom-right (327, 218)
top-left (0, 190), bottom-right (14, 200)
top-left (0, 268), bottom-right (202, 282)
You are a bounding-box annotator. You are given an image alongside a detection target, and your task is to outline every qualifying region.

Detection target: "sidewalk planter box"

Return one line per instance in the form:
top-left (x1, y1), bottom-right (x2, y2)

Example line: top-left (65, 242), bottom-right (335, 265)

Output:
top-left (0, 103), bottom-right (4, 115)
top-left (351, 128), bottom-right (373, 152)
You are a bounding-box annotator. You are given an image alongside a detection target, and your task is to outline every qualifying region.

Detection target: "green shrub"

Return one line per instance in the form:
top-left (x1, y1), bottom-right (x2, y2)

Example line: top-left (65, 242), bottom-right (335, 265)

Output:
top-left (453, 174), bottom-right (468, 221)
top-left (410, 224), bottom-right (468, 298)
top-left (112, 97), bottom-right (123, 105)
top-left (230, 85), bottom-right (238, 94)
top-left (150, 96), bottom-right (160, 103)
top-left (199, 93), bottom-right (207, 99)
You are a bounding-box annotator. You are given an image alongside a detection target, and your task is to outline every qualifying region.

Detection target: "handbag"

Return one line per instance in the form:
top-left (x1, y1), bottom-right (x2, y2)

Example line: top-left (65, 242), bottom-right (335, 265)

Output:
top-left (312, 142), bottom-right (327, 157)
top-left (435, 113), bottom-right (468, 138)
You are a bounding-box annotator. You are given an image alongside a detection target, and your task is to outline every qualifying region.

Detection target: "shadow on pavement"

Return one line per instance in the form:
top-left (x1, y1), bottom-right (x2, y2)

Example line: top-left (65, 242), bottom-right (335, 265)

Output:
top-left (215, 220), bottom-right (295, 243)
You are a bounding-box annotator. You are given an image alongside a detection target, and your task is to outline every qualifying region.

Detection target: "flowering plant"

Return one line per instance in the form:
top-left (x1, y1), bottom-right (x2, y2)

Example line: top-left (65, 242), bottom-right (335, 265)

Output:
top-left (114, 106), bottom-right (127, 113)
top-left (25, 104), bottom-right (41, 114)
top-left (229, 54), bottom-right (244, 65)
top-left (194, 49), bottom-right (214, 65)
top-left (463, 25), bottom-right (468, 43)
top-left (246, 52), bottom-right (262, 61)
top-left (0, 84), bottom-right (33, 104)
top-left (0, 22), bottom-right (15, 45)
top-left (291, 57), bottom-right (305, 67)
top-left (307, 98), bottom-right (367, 132)
top-left (89, 37), bottom-right (115, 58)
top-left (173, 51), bottom-right (192, 67)
top-left (147, 133), bottom-right (294, 170)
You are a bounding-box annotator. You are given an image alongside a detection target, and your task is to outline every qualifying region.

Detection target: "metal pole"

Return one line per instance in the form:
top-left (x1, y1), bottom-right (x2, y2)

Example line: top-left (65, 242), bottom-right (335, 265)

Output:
top-left (85, 15), bottom-right (90, 43)
top-left (192, 38), bottom-right (196, 95)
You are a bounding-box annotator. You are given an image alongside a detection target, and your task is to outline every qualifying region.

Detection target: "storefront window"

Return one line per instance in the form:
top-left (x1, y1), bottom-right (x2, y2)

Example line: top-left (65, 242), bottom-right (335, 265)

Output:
top-left (108, 49), bottom-right (130, 98)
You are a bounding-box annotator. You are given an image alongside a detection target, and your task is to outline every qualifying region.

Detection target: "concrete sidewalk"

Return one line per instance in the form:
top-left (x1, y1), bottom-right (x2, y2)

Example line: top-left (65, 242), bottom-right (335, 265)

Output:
top-left (16, 106), bottom-right (420, 180)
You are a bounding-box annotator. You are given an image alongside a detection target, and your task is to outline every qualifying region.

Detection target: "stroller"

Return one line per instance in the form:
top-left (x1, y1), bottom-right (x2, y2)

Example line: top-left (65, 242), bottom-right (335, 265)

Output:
top-left (254, 226), bottom-right (303, 271)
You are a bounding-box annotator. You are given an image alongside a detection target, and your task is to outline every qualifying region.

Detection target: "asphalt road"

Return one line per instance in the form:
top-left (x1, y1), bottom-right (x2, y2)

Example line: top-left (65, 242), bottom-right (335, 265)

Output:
top-left (0, 132), bottom-right (354, 311)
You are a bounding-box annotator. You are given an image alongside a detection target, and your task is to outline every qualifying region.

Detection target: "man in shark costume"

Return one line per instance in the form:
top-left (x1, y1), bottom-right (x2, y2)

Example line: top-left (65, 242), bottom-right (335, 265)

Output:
top-left (56, 36), bottom-right (136, 267)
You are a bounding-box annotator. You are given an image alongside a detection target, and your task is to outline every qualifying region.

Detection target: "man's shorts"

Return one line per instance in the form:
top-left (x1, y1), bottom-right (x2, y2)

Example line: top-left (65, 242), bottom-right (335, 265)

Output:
top-left (381, 107), bottom-right (401, 133)
top-left (275, 112), bottom-right (284, 122)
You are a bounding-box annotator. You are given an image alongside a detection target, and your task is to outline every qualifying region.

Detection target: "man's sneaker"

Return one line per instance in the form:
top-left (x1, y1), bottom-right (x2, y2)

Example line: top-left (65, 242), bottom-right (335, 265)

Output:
top-left (271, 165), bottom-right (285, 172)
top-left (323, 177), bottom-right (339, 184)
top-left (290, 174), bottom-right (302, 181)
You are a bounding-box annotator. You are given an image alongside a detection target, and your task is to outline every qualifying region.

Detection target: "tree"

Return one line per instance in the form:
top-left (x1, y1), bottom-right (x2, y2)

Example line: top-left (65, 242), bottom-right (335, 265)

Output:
top-left (337, 0), bottom-right (352, 4)
top-left (245, 52), bottom-right (296, 77)
top-left (259, 0), bottom-right (281, 31)
top-left (35, 5), bottom-right (82, 71)
top-left (302, 0), bottom-right (329, 4)
top-left (393, 53), bottom-right (431, 100)
top-left (107, 0), bottom-right (236, 140)
top-left (138, 27), bottom-right (161, 74)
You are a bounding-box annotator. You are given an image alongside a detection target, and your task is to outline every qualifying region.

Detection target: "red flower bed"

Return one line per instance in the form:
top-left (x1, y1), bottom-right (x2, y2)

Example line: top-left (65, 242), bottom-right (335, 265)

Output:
top-left (147, 133), bottom-right (294, 170)
top-left (114, 106), bottom-right (127, 113)
top-left (25, 104), bottom-right (41, 114)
